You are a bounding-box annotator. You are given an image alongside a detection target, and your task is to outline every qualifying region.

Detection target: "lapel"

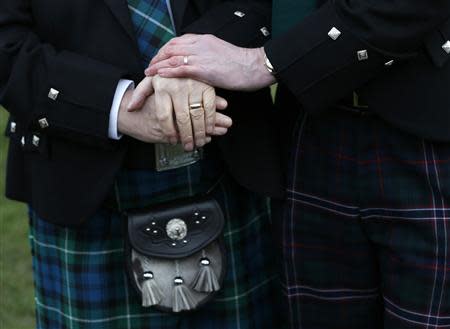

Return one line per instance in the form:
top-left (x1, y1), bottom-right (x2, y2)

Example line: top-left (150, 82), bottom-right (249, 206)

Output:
top-left (103, 0), bottom-right (138, 42)
top-left (170, 0), bottom-right (189, 35)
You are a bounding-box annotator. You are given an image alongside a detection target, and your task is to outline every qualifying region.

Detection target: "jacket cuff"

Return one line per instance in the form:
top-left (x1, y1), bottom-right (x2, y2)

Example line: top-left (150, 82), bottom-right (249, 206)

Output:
top-left (264, 1), bottom-right (395, 113)
top-left (181, 2), bottom-right (272, 48)
top-left (33, 51), bottom-right (130, 145)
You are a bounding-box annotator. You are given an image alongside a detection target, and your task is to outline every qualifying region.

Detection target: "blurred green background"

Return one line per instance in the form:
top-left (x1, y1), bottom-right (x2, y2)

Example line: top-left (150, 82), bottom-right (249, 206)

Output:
top-left (0, 107), bottom-right (35, 328)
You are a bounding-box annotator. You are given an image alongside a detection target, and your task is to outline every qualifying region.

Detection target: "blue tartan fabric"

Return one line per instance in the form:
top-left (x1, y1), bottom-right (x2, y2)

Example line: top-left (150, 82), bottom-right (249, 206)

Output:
top-left (29, 168), bottom-right (283, 329)
top-left (127, 0), bottom-right (176, 66)
top-left (282, 108), bottom-right (450, 329)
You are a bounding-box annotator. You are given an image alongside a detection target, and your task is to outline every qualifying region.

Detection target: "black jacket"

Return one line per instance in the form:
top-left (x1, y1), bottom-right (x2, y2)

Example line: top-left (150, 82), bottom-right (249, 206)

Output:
top-left (0, 0), bottom-right (283, 226)
top-left (265, 0), bottom-right (450, 142)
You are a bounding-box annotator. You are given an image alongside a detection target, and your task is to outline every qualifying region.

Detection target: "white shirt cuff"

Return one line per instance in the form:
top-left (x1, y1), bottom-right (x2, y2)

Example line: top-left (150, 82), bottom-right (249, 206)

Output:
top-left (108, 79), bottom-right (135, 140)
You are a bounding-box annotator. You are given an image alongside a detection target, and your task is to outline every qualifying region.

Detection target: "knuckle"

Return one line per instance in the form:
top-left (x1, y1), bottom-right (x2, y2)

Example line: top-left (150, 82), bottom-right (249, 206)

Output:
top-left (169, 57), bottom-right (179, 67)
top-left (156, 112), bottom-right (171, 122)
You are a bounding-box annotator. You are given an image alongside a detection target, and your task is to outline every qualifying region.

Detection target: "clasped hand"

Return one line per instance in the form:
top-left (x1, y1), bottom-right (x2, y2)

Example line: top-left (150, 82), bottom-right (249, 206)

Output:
top-left (118, 75), bottom-right (232, 151)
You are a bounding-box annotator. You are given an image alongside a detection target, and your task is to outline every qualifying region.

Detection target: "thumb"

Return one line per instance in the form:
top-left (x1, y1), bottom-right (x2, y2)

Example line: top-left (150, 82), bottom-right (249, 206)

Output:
top-left (215, 96), bottom-right (228, 111)
top-left (127, 77), bottom-right (154, 111)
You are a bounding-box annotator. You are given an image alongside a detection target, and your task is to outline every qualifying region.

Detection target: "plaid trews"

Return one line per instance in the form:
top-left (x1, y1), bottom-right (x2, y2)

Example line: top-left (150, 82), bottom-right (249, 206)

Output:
top-left (282, 109), bottom-right (450, 329)
top-left (28, 161), bottom-right (283, 329)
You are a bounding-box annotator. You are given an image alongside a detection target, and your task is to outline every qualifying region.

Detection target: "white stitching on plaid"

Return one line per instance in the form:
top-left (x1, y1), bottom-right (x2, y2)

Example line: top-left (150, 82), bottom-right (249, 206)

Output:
top-left (29, 235), bottom-right (124, 255)
top-left (385, 297), bottom-right (450, 320)
top-left (287, 190), bottom-right (359, 209)
top-left (214, 275), bottom-right (277, 302)
top-left (35, 298), bottom-right (167, 323)
top-left (385, 309), bottom-right (450, 328)
top-left (431, 144), bottom-right (448, 325)
top-left (128, 5), bottom-right (175, 35)
top-left (287, 114), bottom-right (308, 329)
top-left (423, 141), bottom-right (439, 329)
top-left (287, 197), bottom-right (359, 218)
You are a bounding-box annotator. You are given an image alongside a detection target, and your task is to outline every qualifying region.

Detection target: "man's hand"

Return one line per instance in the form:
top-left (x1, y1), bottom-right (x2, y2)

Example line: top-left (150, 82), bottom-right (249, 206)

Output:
top-left (127, 75), bottom-right (231, 151)
top-left (145, 34), bottom-right (276, 91)
top-left (119, 77), bottom-right (232, 146)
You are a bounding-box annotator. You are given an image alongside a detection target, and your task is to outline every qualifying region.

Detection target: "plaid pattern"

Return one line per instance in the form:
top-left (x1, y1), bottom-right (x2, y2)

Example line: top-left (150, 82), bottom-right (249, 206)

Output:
top-left (29, 157), bottom-right (283, 329)
top-left (127, 0), bottom-right (175, 66)
top-left (282, 109), bottom-right (450, 328)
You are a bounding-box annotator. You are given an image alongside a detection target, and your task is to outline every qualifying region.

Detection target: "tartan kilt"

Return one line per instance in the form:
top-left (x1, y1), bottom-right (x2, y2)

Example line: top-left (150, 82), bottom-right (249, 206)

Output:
top-left (28, 158), bottom-right (283, 329)
top-left (282, 108), bottom-right (450, 329)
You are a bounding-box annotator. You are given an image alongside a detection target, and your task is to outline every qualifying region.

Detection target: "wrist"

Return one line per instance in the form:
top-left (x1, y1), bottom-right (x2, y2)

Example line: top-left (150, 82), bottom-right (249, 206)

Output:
top-left (118, 89), bottom-right (134, 136)
top-left (246, 47), bottom-right (276, 90)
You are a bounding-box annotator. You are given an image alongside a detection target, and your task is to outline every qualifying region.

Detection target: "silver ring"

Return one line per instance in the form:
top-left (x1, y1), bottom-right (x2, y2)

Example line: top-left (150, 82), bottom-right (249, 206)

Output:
top-left (189, 103), bottom-right (203, 110)
top-left (183, 56), bottom-right (189, 65)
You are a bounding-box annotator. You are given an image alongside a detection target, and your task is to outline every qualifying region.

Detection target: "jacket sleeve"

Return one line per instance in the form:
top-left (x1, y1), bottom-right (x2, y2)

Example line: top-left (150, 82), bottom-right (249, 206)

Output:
top-left (181, 0), bottom-right (272, 47)
top-left (264, 0), bottom-right (450, 113)
top-left (0, 0), bottom-right (129, 147)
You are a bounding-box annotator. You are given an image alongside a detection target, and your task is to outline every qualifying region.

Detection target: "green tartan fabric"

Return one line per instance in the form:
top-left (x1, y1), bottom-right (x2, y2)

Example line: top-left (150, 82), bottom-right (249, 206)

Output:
top-left (29, 163), bottom-right (284, 328)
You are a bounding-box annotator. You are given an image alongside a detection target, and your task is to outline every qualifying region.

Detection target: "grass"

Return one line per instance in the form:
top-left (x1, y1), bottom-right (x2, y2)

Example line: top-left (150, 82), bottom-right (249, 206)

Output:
top-left (0, 107), bottom-right (35, 328)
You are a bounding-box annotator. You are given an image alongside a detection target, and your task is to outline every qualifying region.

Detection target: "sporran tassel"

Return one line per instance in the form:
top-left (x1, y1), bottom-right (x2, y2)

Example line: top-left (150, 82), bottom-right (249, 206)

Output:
top-left (141, 271), bottom-right (163, 307)
top-left (192, 257), bottom-right (220, 293)
top-left (172, 261), bottom-right (196, 312)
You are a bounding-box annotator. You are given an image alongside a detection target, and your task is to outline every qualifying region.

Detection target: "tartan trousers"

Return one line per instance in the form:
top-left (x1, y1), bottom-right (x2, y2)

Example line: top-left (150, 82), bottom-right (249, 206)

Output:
top-left (282, 108), bottom-right (450, 329)
top-left (28, 158), bottom-right (284, 329)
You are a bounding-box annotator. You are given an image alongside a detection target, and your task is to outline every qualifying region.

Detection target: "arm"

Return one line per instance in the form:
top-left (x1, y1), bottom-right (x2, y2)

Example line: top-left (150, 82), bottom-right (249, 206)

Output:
top-left (0, 0), bottom-right (129, 148)
top-left (146, 0), bottom-right (450, 112)
top-left (264, 0), bottom-right (450, 112)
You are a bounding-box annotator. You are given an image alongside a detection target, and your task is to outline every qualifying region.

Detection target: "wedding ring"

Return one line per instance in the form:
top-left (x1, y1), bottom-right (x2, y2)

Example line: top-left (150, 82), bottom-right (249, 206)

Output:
top-left (183, 56), bottom-right (189, 65)
top-left (189, 103), bottom-right (203, 110)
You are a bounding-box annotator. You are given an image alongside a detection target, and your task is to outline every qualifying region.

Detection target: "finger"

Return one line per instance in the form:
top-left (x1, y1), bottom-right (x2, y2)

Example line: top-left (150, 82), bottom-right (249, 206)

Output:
top-left (206, 136), bottom-right (212, 144)
top-left (215, 96), bottom-right (228, 111)
top-left (149, 44), bottom-right (194, 67)
top-left (166, 34), bottom-right (199, 46)
top-left (157, 66), bottom-right (201, 81)
top-left (171, 91), bottom-right (194, 151)
top-left (146, 56), bottom-right (188, 76)
top-left (214, 112), bottom-right (233, 128)
top-left (155, 91), bottom-right (178, 144)
top-left (202, 86), bottom-right (216, 135)
top-left (128, 77), bottom-right (153, 111)
top-left (189, 90), bottom-right (206, 148)
top-left (210, 126), bottom-right (228, 136)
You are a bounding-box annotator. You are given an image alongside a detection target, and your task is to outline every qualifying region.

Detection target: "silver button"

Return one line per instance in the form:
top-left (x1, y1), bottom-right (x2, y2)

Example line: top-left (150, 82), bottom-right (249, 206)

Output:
top-left (10, 122), bottom-right (16, 133)
top-left (442, 41), bottom-right (450, 54)
top-left (357, 50), bottom-right (369, 61)
top-left (234, 11), bottom-right (245, 18)
top-left (328, 27), bottom-right (341, 40)
top-left (38, 118), bottom-right (49, 129)
top-left (32, 135), bottom-right (40, 147)
top-left (48, 88), bottom-right (59, 100)
top-left (166, 218), bottom-right (188, 241)
top-left (21, 136), bottom-right (25, 147)
top-left (384, 60), bottom-right (394, 66)
top-left (260, 27), bottom-right (270, 37)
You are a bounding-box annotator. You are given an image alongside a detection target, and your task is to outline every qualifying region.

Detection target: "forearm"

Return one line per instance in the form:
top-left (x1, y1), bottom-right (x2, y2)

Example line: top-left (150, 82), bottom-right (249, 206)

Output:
top-left (0, 0), bottom-right (130, 147)
top-left (264, 0), bottom-right (450, 113)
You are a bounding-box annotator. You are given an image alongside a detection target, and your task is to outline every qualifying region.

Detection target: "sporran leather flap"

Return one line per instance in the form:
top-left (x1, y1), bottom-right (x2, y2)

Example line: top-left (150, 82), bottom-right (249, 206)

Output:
top-left (125, 195), bottom-right (227, 313)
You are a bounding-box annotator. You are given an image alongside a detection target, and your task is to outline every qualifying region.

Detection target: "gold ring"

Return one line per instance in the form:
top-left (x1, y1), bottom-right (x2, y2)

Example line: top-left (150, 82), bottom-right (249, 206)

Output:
top-left (189, 103), bottom-right (203, 110)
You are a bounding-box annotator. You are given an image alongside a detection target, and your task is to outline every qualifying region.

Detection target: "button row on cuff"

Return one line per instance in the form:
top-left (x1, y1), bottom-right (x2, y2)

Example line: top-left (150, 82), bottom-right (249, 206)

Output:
top-left (327, 26), bottom-right (396, 66)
